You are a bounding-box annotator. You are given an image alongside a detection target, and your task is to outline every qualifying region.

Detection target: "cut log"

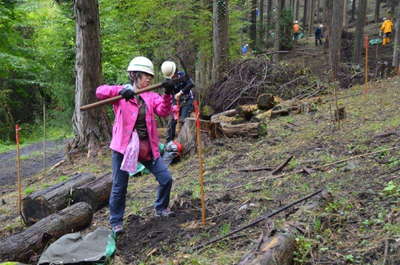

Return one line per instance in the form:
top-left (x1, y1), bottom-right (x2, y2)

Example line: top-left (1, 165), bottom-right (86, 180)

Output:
top-left (220, 122), bottom-right (261, 137)
top-left (210, 109), bottom-right (238, 123)
top-left (237, 231), bottom-right (296, 265)
top-left (236, 104), bottom-right (258, 120)
top-left (71, 173), bottom-right (112, 211)
top-left (0, 202), bottom-right (93, 263)
top-left (22, 172), bottom-right (96, 225)
top-left (257, 94), bottom-right (275, 110)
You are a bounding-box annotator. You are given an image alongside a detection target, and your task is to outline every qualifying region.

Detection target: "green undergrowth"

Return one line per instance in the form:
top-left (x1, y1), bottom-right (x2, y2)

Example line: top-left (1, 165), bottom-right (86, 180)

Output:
top-left (2, 78), bottom-right (400, 264)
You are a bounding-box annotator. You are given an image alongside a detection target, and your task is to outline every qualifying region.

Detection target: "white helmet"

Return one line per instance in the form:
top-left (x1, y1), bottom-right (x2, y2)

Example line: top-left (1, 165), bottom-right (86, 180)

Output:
top-left (161, 61), bottom-right (177, 79)
top-left (127, 56), bottom-right (154, 76)
top-left (294, 20), bottom-right (298, 24)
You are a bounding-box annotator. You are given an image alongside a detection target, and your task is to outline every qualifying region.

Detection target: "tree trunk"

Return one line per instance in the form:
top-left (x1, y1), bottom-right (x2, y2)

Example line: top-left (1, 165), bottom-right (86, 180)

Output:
top-left (259, 0), bottom-right (265, 48)
top-left (295, 0), bottom-right (300, 20)
top-left (353, 0), bottom-right (367, 65)
top-left (316, 0), bottom-right (321, 23)
top-left (72, 0), bottom-right (111, 157)
top-left (176, 117), bottom-right (215, 155)
top-left (71, 173), bottom-right (112, 211)
top-left (329, 0), bottom-right (344, 79)
top-left (343, 0), bottom-right (348, 28)
top-left (266, 0), bottom-right (273, 44)
top-left (212, 0), bottom-right (229, 83)
top-left (0, 202), bottom-right (93, 263)
top-left (273, 0), bottom-right (282, 62)
top-left (250, 0), bottom-right (257, 50)
top-left (303, 0), bottom-right (309, 28)
top-left (22, 172), bottom-right (96, 225)
top-left (351, 0), bottom-right (356, 22)
top-left (323, 0), bottom-right (333, 49)
top-left (375, 0), bottom-right (381, 23)
top-left (392, 5), bottom-right (400, 69)
top-left (308, 0), bottom-right (315, 34)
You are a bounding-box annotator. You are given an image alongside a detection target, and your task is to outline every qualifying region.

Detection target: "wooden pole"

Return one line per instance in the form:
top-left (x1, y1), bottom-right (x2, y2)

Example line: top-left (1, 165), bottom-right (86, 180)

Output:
top-left (194, 100), bottom-right (206, 225)
top-left (79, 82), bottom-right (163, 111)
top-left (15, 124), bottom-right (22, 216)
top-left (364, 35), bottom-right (369, 94)
top-left (43, 97), bottom-right (46, 171)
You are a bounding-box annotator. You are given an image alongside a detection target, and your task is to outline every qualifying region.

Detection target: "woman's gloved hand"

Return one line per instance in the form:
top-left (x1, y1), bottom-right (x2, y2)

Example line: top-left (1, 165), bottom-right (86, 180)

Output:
top-left (162, 79), bottom-right (175, 95)
top-left (119, 84), bottom-right (135, 100)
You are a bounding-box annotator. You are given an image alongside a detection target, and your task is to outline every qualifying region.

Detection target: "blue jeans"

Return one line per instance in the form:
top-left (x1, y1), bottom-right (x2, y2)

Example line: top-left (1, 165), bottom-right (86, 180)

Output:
top-left (109, 151), bottom-right (173, 227)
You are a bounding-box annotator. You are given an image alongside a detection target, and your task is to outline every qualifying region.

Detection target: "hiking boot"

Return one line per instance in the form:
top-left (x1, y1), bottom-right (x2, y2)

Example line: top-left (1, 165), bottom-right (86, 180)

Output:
top-left (112, 224), bottom-right (124, 236)
top-left (155, 208), bottom-right (175, 217)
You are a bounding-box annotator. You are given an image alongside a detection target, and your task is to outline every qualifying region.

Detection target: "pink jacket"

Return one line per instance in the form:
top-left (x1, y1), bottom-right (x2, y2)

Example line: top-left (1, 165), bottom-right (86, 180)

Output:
top-left (96, 85), bottom-right (172, 159)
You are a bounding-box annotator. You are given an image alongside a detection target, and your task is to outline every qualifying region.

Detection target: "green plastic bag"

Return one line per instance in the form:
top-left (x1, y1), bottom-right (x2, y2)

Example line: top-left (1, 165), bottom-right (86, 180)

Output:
top-left (369, 38), bottom-right (382, 45)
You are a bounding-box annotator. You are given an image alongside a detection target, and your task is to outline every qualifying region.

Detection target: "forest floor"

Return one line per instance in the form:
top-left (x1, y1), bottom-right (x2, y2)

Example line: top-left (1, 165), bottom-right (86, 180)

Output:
top-left (1, 76), bottom-right (400, 265)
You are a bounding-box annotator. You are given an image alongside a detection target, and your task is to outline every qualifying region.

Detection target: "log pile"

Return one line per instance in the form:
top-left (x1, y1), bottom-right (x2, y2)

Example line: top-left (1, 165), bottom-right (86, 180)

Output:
top-left (206, 94), bottom-right (322, 138)
top-left (22, 172), bottom-right (111, 225)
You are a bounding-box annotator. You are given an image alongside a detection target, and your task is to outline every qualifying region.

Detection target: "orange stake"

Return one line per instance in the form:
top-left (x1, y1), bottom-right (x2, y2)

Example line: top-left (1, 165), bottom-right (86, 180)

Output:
top-left (15, 124), bottom-right (22, 216)
top-left (194, 100), bottom-right (206, 225)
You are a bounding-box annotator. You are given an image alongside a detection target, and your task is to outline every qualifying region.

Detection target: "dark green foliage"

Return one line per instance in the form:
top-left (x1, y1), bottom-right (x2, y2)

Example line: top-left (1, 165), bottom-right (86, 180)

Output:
top-left (279, 8), bottom-right (294, 50)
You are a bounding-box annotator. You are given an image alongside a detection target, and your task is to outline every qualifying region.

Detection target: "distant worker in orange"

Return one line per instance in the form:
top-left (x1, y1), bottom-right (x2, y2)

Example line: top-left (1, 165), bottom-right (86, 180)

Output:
top-left (293, 20), bottom-right (301, 41)
top-left (380, 17), bottom-right (394, 46)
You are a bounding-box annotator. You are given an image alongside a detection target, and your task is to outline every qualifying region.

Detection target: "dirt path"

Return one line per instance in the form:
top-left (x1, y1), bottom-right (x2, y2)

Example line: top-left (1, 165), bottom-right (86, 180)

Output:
top-left (0, 139), bottom-right (67, 188)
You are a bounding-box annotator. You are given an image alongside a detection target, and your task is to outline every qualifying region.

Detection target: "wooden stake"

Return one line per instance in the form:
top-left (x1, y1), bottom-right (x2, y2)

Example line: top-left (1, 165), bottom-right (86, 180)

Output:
top-left (364, 35), bottom-right (369, 93)
top-left (15, 124), bottom-right (22, 216)
top-left (194, 100), bottom-right (206, 225)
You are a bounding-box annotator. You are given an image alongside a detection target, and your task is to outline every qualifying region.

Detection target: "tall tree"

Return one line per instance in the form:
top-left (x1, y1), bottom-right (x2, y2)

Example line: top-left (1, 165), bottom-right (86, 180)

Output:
top-left (351, 0), bottom-right (356, 22)
top-left (343, 0), bottom-right (348, 28)
top-left (266, 0), bottom-right (273, 44)
top-left (295, 0), bottom-right (300, 20)
top-left (273, 0), bottom-right (282, 62)
top-left (353, 0), bottom-right (367, 65)
top-left (375, 0), bottom-right (381, 23)
top-left (212, 0), bottom-right (229, 83)
top-left (392, 4), bottom-right (400, 70)
top-left (329, 0), bottom-right (344, 79)
top-left (250, 0), bottom-right (257, 50)
top-left (259, 0), bottom-right (265, 48)
top-left (303, 0), bottom-right (309, 28)
top-left (72, 0), bottom-right (110, 155)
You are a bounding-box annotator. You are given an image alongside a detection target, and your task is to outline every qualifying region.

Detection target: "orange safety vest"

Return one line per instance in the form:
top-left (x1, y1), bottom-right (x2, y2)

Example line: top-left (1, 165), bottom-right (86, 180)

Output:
top-left (293, 24), bottom-right (300, 33)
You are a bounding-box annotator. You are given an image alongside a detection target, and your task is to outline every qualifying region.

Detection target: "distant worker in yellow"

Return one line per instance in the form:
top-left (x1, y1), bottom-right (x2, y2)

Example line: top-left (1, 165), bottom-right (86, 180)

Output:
top-left (380, 17), bottom-right (394, 46)
top-left (293, 20), bottom-right (301, 41)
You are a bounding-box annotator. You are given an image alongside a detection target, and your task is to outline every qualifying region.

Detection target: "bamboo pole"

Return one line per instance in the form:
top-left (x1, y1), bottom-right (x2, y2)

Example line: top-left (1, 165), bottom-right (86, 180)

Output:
top-left (364, 35), bottom-right (369, 86)
top-left (194, 100), bottom-right (206, 225)
top-left (15, 124), bottom-right (22, 216)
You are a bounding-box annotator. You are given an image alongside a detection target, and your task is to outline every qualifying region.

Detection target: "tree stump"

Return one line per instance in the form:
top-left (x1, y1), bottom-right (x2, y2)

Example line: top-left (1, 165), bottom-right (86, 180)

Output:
top-left (22, 172), bottom-right (96, 225)
top-left (0, 202), bottom-right (93, 263)
top-left (71, 173), bottom-right (112, 211)
top-left (257, 94), bottom-right (275, 110)
top-left (176, 117), bottom-right (213, 155)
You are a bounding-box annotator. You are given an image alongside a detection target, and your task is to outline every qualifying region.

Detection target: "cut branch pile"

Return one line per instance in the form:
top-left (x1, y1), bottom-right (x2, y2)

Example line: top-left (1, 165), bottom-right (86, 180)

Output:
top-left (205, 56), bottom-right (327, 113)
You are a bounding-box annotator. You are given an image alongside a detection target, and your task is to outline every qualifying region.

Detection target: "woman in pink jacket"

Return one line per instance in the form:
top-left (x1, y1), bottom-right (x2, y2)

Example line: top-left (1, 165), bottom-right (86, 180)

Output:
top-left (96, 56), bottom-right (175, 234)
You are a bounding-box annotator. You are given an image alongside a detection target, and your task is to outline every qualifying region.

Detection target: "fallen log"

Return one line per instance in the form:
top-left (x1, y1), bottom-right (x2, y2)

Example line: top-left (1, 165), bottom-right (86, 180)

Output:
top-left (237, 190), bottom-right (332, 265)
top-left (236, 104), bottom-right (258, 121)
top-left (210, 109), bottom-right (238, 123)
top-left (71, 173), bottom-right (112, 211)
top-left (0, 202), bottom-right (93, 263)
top-left (219, 122), bottom-right (261, 137)
top-left (22, 172), bottom-right (96, 225)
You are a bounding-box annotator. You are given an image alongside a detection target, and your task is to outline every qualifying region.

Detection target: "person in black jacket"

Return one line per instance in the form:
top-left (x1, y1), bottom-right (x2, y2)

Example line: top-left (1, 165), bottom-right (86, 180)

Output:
top-left (315, 24), bottom-right (324, 46)
top-left (161, 61), bottom-right (195, 143)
